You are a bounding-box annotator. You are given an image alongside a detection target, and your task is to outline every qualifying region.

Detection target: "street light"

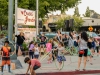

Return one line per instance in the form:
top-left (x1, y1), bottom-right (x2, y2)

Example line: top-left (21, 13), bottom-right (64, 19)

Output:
top-left (36, 0), bottom-right (39, 36)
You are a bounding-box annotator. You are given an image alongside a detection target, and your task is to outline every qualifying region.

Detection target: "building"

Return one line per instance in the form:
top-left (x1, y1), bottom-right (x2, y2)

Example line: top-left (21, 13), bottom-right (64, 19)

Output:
top-left (80, 17), bottom-right (100, 33)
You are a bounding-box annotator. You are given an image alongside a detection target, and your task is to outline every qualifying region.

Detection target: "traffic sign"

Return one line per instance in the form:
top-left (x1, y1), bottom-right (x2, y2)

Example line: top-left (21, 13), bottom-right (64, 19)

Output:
top-left (88, 26), bottom-right (93, 31)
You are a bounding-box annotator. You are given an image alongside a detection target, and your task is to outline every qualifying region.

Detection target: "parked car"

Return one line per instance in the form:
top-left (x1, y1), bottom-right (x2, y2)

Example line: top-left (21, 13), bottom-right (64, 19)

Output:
top-left (87, 32), bottom-right (100, 44)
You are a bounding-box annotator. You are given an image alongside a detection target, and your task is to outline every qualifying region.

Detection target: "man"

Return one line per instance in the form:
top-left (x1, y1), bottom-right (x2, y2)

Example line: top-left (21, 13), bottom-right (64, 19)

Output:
top-left (1, 41), bottom-right (12, 74)
top-left (24, 57), bottom-right (41, 75)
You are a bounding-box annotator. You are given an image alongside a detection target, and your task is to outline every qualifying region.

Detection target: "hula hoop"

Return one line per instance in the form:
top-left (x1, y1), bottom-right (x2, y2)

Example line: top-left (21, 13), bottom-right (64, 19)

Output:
top-left (39, 52), bottom-right (51, 62)
top-left (54, 58), bottom-right (64, 70)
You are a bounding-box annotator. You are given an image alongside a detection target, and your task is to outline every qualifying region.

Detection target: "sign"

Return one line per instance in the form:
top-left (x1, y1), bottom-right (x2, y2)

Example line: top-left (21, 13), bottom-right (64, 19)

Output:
top-left (88, 26), bottom-right (93, 31)
top-left (18, 28), bottom-right (36, 43)
top-left (17, 8), bottom-right (35, 26)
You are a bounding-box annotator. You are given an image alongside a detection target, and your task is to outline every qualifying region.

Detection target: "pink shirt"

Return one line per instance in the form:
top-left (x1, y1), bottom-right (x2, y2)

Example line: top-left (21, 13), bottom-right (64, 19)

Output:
top-left (46, 43), bottom-right (52, 52)
top-left (31, 59), bottom-right (41, 67)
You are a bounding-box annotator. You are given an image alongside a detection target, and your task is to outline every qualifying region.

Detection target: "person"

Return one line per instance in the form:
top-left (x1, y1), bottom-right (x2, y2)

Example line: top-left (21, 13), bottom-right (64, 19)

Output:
top-left (39, 33), bottom-right (47, 55)
top-left (94, 39), bottom-right (99, 56)
top-left (29, 41), bottom-right (34, 59)
top-left (0, 41), bottom-right (12, 74)
top-left (57, 42), bottom-right (66, 70)
top-left (52, 38), bottom-right (59, 60)
top-left (15, 32), bottom-right (25, 56)
top-left (34, 43), bottom-right (40, 59)
top-left (46, 39), bottom-right (52, 63)
top-left (56, 30), bottom-right (62, 42)
top-left (76, 32), bottom-right (88, 71)
top-left (24, 57), bottom-right (41, 75)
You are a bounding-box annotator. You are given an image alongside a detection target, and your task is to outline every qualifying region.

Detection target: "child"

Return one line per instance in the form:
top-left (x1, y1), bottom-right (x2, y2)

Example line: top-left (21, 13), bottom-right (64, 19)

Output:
top-left (57, 42), bottom-right (66, 70)
top-left (29, 41), bottom-right (34, 59)
top-left (1, 41), bottom-right (12, 74)
top-left (24, 57), bottom-right (41, 75)
top-left (34, 43), bottom-right (40, 59)
top-left (46, 39), bottom-right (52, 63)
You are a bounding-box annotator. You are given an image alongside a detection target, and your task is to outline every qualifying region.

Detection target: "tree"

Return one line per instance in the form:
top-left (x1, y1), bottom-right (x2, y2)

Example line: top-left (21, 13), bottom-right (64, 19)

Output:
top-left (18, 0), bottom-right (81, 18)
top-left (73, 16), bottom-right (84, 31)
top-left (55, 15), bottom-right (84, 31)
top-left (0, 0), bottom-right (8, 29)
top-left (74, 6), bottom-right (80, 17)
top-left (83, 6), bottom-right (90, 17)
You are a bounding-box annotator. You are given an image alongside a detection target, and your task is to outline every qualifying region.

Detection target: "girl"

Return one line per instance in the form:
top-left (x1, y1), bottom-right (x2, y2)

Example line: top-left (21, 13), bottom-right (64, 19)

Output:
top-left (52, 38), bottom-right (59, 61)
top-left (57, 42), bottom-right (66, 70)
top-left (46, 39), bottom-right (52, 63)
top-left (29, 41), bottom-right (34, 59)
top-left (34, 43), bottom-right (40, 59)
top-left (76, 32), bottom-right (88, 71)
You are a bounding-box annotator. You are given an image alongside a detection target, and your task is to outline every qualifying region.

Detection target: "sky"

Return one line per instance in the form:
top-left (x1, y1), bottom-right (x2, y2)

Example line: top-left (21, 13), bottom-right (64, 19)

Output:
top-left (66, 0), bottom-right (100, 16)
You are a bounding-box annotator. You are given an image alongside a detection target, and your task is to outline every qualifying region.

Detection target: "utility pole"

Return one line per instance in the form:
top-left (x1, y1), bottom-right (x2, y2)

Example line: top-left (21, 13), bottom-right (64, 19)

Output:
top-left (8, 0), bottom-right (14, 42)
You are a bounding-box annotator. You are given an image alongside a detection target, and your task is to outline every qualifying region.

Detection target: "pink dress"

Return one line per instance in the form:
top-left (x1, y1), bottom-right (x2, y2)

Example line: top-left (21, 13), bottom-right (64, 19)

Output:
top-left (46, 43), bottom-right (52, 52)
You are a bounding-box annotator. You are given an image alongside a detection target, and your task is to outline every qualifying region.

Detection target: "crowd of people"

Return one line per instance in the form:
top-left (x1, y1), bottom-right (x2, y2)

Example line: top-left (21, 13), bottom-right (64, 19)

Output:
top-left (0, 30), bottom-right (100, 75)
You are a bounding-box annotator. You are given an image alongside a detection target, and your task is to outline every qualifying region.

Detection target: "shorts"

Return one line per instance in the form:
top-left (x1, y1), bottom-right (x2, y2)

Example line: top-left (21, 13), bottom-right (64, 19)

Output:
top-left (33, 65), bottom-right (40, 70)
top-left (79, 49), bottom-right (88, 57)
top-left (2, 60), bottom-right (10, 66)
top-left (40, 42), bottom-right (45, 45)
top-left (57, 56), bottom-right (66, 62)
top-left (34, 55), bottom-right (39, 59)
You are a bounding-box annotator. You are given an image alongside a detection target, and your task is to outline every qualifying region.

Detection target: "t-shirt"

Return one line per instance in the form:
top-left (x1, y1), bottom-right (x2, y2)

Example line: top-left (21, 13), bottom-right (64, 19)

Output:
top-left (29, 44), bottom-right (34, 51)
top-left (31, 59), bottom-right (41, 67)
top-left (40, 36), bottom-right (46, 42)
top-left (57, 47), bottom-right (65, 56)
top-left (1, 46), bottom-right (11, 60)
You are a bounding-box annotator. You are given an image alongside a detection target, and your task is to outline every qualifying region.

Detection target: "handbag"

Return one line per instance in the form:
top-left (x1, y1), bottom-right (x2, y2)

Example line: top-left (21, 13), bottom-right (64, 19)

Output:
top-left (79, 50), bottom-right (84, 54)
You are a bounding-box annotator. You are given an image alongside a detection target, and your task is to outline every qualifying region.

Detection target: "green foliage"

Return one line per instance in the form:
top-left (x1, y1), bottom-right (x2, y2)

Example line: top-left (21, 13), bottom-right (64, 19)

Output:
top-left (18, 0), bottom-right (81, 18)
top-left (74, 6), bottom-right (80, 17)
top-left (55, 15), bottom-right (84, 31)
top-left (83, 6), bottom-right (90, 17)
top-left (0, 0), bottom-right (8, 25)
top-left (23, 42), bottom-right (28, 51)
top-left (0, 0), bottom-right (81, 27)
top-left (73, 16), bottom-right (84, 31)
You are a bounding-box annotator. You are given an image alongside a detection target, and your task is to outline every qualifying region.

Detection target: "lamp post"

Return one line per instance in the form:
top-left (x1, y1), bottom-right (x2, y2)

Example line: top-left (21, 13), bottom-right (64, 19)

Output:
top-left (15, 0), bottom-right (18, 51)
top-left (8, 0), bottom-right (14, 42)
top-left (36, 0), bottom-right (39, 36)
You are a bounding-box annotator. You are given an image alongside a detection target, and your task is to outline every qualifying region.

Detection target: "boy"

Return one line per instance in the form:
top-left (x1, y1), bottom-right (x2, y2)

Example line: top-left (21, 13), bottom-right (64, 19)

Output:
top-left (1, 41), bottom-right (12, 74)
top-left (24, 57), bottom-right (41, 75)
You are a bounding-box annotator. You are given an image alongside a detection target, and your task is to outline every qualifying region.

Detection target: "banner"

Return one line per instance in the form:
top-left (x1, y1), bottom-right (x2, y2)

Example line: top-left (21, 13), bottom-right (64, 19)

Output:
top-left (18, 28), bottom-right (36, 43)
top-left (17, 8), bottom-right (35, 26)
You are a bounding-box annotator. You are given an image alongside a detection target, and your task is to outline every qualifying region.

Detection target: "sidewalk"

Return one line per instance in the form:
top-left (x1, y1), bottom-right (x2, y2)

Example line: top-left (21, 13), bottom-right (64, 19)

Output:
top-left (1, 55), bottom-right (100, 75)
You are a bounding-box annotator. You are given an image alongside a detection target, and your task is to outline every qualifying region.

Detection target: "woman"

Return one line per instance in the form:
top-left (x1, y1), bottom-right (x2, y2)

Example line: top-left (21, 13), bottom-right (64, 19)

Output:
top-left (15, 32), bottom-right (25, 56)
top-left (76, 32), bottom-right (88, 71)
top-left (94, 39), bottom-right (99, 56)
top-left (56, 30), bottom-right (62, 42)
